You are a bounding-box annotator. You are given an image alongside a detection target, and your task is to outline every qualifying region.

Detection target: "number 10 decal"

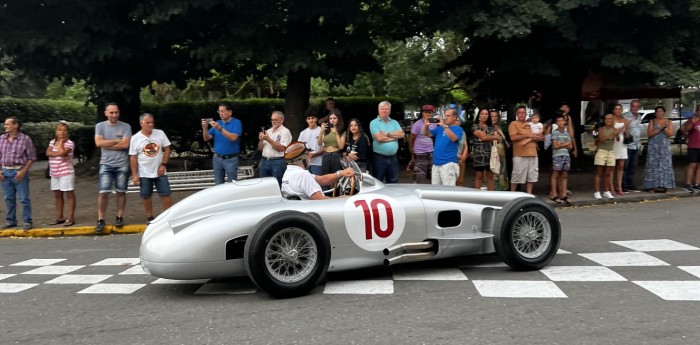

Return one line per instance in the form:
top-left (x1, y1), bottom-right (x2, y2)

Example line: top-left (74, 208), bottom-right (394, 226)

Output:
top-left (354, 199), bottom-right (394, 240)
top-left (344, 194), bottom-right (406, 252)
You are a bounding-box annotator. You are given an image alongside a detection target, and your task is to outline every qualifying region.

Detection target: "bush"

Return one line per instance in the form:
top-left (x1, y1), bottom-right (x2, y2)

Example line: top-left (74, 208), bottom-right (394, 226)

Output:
top-left (22, 122), bottom-right (94, 160)
top-left (0, 98), bottom-right (96, 124)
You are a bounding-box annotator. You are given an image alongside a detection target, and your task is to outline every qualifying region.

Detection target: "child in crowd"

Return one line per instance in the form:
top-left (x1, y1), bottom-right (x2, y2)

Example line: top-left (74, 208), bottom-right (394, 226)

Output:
top-left (522, 114), bottom-right (543, 146)
top-left (593, 114), bottom-right (622, 199)
top-left (549, 114), bottom-right (572, 204)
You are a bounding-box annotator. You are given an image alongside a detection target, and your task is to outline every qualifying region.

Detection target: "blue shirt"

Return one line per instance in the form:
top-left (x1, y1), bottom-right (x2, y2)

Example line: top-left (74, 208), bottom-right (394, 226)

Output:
top-left (370, 116), bottom-right (402, 156)
top-left (208, 117), bottom-right (242, 155)
top-left (430, 125), bottom-right (463, 165)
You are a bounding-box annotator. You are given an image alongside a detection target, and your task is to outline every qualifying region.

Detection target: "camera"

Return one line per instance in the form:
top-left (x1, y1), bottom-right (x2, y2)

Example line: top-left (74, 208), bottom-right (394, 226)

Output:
top-left (428, 118), bottom-right (440, 123)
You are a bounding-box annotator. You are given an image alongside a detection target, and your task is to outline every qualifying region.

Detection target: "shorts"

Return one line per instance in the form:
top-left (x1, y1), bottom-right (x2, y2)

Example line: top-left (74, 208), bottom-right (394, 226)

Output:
top-left (687, 148), bottom-right (700, 164)
top-left (594, 148), bottom-right (616, 167)
top-left (98, 165), bottom-right (129, 193)
top-left (50, 174), bottom-right (75, 191)
top-left (552, 156), bottom-right (571, 172)
top-left (139, 176), bottom-right (172, 198)
top-left (511, 157), bottom-right (538, 184)
top-left (474, 165), bottom-right (490, 172)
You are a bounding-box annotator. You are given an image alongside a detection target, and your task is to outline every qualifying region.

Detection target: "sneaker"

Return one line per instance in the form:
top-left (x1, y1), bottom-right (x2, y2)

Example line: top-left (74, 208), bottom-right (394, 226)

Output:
top-left (603, 191), bottom-right (614, 199)
top-left (683, 184), bottom-right (695, 193)
top-left (115, 216), bottom-right (124, 228)
top-left (693, 184), bottom-right (700, 192)
top-left (593, 191), bottom-right (602, 200)
top-left (95, 219), bottom-right (105, 232)
top-left (1, 223), bottom-right (17, 229)
top-left (23, 223), bottom-right (32, 231)
top-left (146, 216), bottom-right (155, 224)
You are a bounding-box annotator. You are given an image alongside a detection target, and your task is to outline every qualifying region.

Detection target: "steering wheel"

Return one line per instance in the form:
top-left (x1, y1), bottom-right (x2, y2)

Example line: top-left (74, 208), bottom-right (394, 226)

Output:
top-left (333, 173), bottom-right (356, 197)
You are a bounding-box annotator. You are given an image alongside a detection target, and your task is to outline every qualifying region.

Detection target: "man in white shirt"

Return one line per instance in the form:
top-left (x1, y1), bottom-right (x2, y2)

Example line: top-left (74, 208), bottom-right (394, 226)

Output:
top-left (297, 109), bottom-right (324, 175)
top-left (129, 113), bottom-right (172, 223)
top-left (281, 142), bottom-right (354, 200)
top-left (258, 111), bottom-right (292, 186)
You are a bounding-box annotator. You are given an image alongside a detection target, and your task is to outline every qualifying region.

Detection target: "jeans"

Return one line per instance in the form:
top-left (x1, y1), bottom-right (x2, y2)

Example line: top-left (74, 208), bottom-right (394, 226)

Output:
top-left (139, 176), bottom-right (172, 198)
top-left (260, 158), bottom-right (287, 186)
top-left (372, 154), bottom-right (399, 183)
top-left (213, 156), bottom-right (239, 184)
top-left (623, 148), bottom-right (639, 187)
top-left (98, 165), bottom-right (129, 193)
top-left (2, 169), bottom-right (32, 225)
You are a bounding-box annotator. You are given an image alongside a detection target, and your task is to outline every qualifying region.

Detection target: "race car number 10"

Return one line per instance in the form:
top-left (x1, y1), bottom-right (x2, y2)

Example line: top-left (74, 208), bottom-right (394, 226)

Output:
top-left (344, 194), bottom-right (406, 252)
top-left (354, 199), bottom-right (393, 239)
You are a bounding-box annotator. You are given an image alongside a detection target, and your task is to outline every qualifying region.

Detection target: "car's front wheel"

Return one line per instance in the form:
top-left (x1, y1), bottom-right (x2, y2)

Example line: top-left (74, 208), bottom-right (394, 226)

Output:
top-left (493, 197), bottom-right (561, 270)
top-left (244, 211), bottom-right (330, 298)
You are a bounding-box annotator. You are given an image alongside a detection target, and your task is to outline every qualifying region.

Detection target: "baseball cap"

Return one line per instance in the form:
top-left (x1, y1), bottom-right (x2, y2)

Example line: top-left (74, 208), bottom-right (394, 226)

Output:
top-left (421, 105), bottom-right (435, 112)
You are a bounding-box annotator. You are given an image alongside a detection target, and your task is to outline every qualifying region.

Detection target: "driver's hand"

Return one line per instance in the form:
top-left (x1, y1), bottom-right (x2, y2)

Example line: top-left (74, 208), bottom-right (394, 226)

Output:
top-left (340, 167), bottom-right (354, 178)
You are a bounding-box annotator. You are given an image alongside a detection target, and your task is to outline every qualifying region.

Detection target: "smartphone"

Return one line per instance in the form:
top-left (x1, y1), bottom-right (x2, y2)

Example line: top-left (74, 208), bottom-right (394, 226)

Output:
top-left (260, 126), bottom-right (266, 133)
top-left (428, 118), bottom-right (440, 123)
top-left (203, 118), bottom-right (213, 126)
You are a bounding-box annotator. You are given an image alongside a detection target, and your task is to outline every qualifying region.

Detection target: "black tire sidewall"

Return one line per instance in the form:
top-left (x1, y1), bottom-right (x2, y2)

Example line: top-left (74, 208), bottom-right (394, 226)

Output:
top-left (244, 211), bottom-right (331, 298)
top-left (494, 197), bottom-right (561, 270)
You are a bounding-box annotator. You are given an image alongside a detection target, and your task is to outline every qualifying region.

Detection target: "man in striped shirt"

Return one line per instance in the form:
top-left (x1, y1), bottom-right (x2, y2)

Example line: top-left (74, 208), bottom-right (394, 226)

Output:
top-left (0, 117), bottom-right (36, 230)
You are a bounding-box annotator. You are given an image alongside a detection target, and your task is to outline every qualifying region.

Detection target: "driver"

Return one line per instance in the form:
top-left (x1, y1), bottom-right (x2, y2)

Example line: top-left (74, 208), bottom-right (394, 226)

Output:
top-left (281, 141), bottom-right (355, 200)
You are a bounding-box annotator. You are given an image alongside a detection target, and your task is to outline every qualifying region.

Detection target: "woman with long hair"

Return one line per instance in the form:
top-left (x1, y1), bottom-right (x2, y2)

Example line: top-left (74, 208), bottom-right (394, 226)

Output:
top-left (45, 122), bottom-right (76, 226)
top-left (318, 109), bottom-right (346, 176)
top-left (344, 118), bottom-right (371, 172)
top-left (472, 108), bottom-right (499, 190)
top-left (489, 109), bottom-right (509, 190)
top-left (643, 106), bottom-right (676, 192)
top-left (611, 103), bottom-right (630, 195)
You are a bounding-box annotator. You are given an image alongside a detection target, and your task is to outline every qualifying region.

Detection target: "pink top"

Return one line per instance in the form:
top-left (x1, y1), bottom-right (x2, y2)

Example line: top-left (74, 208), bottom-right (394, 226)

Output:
top-left (48, 139), bottom-right (75, 177)
top-left (687, 119), bottom-right (700, 149)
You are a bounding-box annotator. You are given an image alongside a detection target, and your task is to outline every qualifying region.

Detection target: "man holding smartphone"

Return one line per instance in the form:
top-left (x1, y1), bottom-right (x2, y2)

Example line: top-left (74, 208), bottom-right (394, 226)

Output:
top-left (422, 108), bottom-right (463, 186)
top-left (408, 104), bottom-right (437, 184)
top-left (202, 101), bottom-right (243, 185)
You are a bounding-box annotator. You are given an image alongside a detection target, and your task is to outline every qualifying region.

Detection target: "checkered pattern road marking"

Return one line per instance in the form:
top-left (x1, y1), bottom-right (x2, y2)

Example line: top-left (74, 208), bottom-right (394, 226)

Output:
top-left (1, 239), bottom-right (699, 300)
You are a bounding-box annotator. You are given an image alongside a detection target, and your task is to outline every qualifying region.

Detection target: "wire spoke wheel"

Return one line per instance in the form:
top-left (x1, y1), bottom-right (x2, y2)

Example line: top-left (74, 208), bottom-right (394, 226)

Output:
top-left (264, 227), bottom-right (318, 283)
top-left (511, 211), bottom-right (551, 259)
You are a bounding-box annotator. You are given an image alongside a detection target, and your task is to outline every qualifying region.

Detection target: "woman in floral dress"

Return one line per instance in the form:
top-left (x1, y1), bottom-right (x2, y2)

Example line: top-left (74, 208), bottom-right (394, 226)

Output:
top-left (643, 106), bottom-right (676, 192)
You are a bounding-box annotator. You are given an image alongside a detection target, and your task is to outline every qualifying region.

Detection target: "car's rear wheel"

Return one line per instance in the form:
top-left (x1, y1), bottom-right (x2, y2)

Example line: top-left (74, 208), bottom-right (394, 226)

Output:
top-left (244, 211), bottom-right (330, 298)
top-left (493, 197), bottom-right (561, 270)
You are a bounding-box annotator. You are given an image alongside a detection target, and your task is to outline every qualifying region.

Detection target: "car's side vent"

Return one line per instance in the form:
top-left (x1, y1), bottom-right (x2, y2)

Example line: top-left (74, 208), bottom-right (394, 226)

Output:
top-left (225, 235), bottom-right (247, 260)
top-left (437, 210), bottom-right (461, 228)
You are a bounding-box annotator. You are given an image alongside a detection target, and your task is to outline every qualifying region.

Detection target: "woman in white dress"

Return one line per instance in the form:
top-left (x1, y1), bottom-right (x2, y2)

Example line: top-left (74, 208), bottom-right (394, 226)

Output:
top-left (611, 104), bottom-right (630, 195)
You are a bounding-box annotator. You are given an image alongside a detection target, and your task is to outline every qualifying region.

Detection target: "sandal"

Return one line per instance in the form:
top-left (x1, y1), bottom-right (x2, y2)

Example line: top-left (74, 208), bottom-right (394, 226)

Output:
top-left (560, 196), bottom-right (572, 205)
top-left (49, 219), bottom-right (66, 225)
top-left (63, 220), bottom-right (75, 227)
top-left (549, 195), bottom-right (563, 204)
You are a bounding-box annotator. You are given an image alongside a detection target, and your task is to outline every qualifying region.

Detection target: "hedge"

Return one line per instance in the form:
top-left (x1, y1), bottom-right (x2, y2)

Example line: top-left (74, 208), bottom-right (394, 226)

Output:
top-left (0, 98), bottom-right (96, 124)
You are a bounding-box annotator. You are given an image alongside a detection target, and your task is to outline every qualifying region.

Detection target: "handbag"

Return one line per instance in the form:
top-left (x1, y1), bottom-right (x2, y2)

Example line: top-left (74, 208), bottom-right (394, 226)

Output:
top-left (489, 141), bottom-right (500, 174)
top-left (623, 132), bottom-right (633, 145)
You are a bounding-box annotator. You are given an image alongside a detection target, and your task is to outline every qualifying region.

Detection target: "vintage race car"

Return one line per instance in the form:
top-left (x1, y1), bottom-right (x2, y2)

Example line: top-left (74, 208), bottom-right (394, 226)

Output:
top-left (140, 162), bottom-right (561, 298)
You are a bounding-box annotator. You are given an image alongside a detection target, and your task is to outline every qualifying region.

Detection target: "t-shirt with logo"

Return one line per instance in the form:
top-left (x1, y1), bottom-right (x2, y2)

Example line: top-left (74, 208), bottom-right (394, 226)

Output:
top-left (129, 129), bottom-right (171, 178)
top-left (48, 139), bottom-right (74, 177)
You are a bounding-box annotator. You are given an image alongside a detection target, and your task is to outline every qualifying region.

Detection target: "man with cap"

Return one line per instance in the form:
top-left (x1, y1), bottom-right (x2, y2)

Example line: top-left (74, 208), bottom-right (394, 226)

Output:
top-left (408, 104), bottom-right (436, 183)
top-left (281, 142), bottom-right (355, 200)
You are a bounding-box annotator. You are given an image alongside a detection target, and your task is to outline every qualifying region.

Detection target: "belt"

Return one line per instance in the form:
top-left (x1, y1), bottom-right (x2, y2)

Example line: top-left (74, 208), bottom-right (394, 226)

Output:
top-left (374, 153), bottom-right (395, 159)
top-left (214, 153), bottom-right (239, 159)
top-left (2, 165), bottom-right (23, 170)
top-left (262, 157), bottom-right (283, 160)
top-left (324, 151), bottom-right (340, 156)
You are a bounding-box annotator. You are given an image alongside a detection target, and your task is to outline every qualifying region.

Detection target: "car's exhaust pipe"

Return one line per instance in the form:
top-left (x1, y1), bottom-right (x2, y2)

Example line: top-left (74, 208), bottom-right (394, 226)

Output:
top-left (383, 252), bottom-right (435, 266)
top-left (382, 241), bottom-right (435, 257)
top-left (383, 240), bottom-right (437, 266)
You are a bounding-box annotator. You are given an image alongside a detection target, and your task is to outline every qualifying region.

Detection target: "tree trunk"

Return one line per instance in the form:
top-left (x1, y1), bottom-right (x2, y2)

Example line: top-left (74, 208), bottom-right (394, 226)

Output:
top-left (284, 69), bottom-right (311, 136)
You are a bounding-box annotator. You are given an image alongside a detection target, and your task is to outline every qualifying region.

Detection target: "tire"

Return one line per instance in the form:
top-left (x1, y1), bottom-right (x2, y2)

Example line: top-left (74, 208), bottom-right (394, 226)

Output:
top-left (244, 211), bottom-right (331, 298)
top-left (493, 197), bottom-right (561, 270)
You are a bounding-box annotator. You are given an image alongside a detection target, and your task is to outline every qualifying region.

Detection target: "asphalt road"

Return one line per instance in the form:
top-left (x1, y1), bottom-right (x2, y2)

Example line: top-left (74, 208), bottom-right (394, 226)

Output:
top-left (2, 199), bottom-right (700, 345)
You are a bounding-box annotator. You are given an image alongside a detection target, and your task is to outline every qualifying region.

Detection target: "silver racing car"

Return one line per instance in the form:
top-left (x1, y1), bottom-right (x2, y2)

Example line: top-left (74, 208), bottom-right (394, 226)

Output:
top-left (140, 161), bottom-right (561, 298)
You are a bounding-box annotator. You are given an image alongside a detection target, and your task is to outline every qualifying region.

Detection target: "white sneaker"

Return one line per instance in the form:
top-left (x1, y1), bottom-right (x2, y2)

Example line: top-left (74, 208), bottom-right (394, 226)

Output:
top-left (603, 191), bottom-right (614, 199)
top-left (593, 191), bottom-right (602, 199)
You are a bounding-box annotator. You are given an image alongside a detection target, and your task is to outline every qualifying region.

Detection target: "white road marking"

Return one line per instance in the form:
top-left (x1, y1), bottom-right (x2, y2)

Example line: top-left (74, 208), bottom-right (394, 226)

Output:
top-left (540, 266), bottom-right (627, 281)
top-left (152, 278), bottom-right (210, 284)
top-left (633, 281), bottom-right (700, 301)
top-left (579, 252), bottom-right (670, 267)
top-left (678, 266), bottom-right (700, 279)
top-left (45, 275), bottom-right (112, 284)
top-left (0, 283), bottom-right (38, 293)
top-left (557, 249), bottom-right (572, 254)
top-left (77, 284), bottom-right (146, 294)
top-left (0, 274), bottom-right (16, 281)
top-left (10, 259), bottom-right (66, 266)
top-left (611, 239), bottom-right (700, 252)
top-left (392, 267), bottom-right (468, 281)
top-left (323, 280), bottom-right (394, 294)
top-left (118, 266), bottom-right (149, 275)
top-left (473, 280), bottom-right (567, 298)
top-left (21, 265), bottom-right (85, 275)
top-left (90, 258), bottom-right (141, 266)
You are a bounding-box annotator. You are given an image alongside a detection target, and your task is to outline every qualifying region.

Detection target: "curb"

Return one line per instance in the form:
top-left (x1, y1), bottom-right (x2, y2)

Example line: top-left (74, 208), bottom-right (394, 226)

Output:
top-left (0, 224), bottom-right (146, 238)
top-left (549, 189), bottom-right (700, 208)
